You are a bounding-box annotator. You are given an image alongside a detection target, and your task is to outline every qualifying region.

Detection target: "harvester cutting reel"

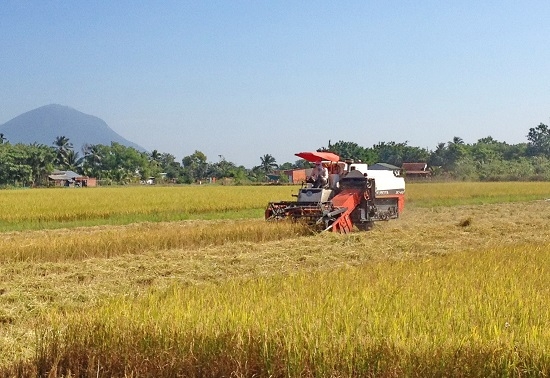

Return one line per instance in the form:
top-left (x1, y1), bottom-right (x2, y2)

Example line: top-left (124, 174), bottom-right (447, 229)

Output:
top-left (265, 200), bottom-right (345, 232)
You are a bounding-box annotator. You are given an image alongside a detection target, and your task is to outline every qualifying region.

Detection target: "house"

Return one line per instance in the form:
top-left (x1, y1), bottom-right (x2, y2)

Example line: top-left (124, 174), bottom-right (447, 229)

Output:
top-left (269, 169), bottom-right (308, 184)
top-left (401, 162), bottom-right (431, 178)
top-left (284, 169), bottom-right (307, 184)
top-left (48, 170), bottom-right (97, 187)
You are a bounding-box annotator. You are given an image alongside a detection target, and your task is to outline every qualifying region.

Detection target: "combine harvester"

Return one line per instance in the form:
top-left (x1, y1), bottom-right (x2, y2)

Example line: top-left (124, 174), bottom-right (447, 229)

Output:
top-left (265, 151), bottom-right (405, 233)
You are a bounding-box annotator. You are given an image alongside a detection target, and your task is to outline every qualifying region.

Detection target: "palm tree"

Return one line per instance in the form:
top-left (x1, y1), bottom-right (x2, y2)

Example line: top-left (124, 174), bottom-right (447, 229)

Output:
top-left (149, 149), bottom-right (161, 168)
top-left (53, 136), bottom-right (73, 168)
top-left (429, 142), bottom-right (447, 167)
top-left (66, 149), bottom-right (84, 173)
top-left (255, 154), bottom-right (278, 180)
top-left (82, 144), bottom-right (103, 178)
top-left (446, 136), bottom-right (467, 169)
top-left (150, 149), bottom-right (161, 161)
top-left (452, 136), bottom-right (464, 145)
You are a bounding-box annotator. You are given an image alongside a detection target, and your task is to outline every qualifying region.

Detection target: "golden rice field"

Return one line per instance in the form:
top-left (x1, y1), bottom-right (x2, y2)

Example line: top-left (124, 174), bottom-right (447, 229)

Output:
top-left (1, 182), bottom-right (550, 377)
top-left (0, 185), bottom-right (297, 231)
top-left (1, 181), bottom-right (547, 230)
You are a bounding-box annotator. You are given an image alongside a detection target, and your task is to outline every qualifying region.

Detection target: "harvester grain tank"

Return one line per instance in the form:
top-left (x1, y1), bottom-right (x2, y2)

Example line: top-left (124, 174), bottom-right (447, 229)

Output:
top-left (265, 151), bottom-right (405, 233)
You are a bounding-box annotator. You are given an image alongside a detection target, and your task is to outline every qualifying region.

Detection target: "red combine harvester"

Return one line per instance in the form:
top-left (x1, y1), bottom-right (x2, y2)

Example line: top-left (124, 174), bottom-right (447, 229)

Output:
top-left (265, 151), bottom-right (405, 233)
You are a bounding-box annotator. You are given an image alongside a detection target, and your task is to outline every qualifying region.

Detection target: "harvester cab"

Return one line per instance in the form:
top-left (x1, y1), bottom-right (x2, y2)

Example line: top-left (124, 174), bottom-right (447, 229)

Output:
top-left (265, 151), bottom-right (405, 233)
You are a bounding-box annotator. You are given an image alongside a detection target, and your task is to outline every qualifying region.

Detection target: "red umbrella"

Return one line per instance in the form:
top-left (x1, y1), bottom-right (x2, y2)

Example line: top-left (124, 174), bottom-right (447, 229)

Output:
top-left (295, 151), bottom-right (340, 163)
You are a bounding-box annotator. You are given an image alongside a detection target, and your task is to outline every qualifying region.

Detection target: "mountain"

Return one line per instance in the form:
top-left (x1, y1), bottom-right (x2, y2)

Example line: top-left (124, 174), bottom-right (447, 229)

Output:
top-left (0, 104), bottom-right (146, 152)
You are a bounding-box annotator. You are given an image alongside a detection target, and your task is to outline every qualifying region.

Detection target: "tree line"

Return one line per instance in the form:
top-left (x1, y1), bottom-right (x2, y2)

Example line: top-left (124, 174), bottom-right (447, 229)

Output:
top-left (0, 134), bottom-right (287, 187)
top-left (0, 122), bottom-right (549, 187)
top-left (322, 123), bottom-right (550, 181)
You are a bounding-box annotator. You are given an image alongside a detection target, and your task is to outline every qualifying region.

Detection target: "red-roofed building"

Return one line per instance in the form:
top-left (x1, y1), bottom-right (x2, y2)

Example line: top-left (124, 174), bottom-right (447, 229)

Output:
top-left (401, 163), bottom-right (431, 178)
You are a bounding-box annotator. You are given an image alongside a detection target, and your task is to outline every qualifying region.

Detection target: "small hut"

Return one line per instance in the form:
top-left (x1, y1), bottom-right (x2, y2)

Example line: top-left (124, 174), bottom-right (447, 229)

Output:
top-left (48, 170), bottom-right (97, 187)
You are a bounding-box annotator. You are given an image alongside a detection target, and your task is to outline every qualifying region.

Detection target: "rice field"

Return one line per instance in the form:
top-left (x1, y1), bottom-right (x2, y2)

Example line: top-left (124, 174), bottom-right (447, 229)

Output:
top-left (405, 181), bottom-right (550, 207)
top-left (29, 246), bottom-right (550, 377)
top-left (1, 182), bottom-right (550, 376)
top-left (0, 185), bottom-right (296, 231)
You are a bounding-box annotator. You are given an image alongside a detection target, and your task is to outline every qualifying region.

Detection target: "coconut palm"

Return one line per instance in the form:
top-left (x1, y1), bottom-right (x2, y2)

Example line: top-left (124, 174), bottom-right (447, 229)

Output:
top-left (53, 136), bottom-right (74, 168)
top-left (256, 154), bottom-right (278, 174)
top-left (254, 154), bottom-right (278, 182)
top-left (149, 149), bottom-right (162, 168)
top-left (65, 149), bottom-right (84, 173)
top-left (81, 144), bottom-right (103, 178)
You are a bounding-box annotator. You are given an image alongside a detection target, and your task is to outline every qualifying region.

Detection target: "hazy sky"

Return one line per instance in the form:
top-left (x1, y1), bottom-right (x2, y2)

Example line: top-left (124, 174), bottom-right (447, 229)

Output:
top-left (1, 1), bottom-right (549, 167)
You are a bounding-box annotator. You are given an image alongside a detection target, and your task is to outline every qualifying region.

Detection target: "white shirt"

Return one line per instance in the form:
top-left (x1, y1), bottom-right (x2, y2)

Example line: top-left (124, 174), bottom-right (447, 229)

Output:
top-left (312, 164), bottom-right (328, 179)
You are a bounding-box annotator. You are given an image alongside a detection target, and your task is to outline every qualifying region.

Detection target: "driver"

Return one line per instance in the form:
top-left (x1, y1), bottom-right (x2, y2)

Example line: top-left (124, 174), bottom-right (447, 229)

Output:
top-left (308, 161), bottom-right (329, 188)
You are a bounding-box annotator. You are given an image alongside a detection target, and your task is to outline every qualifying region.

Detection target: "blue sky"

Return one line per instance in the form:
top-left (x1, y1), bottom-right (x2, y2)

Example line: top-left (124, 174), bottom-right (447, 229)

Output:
top-left (1, 1), bottom-right (549, 167)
